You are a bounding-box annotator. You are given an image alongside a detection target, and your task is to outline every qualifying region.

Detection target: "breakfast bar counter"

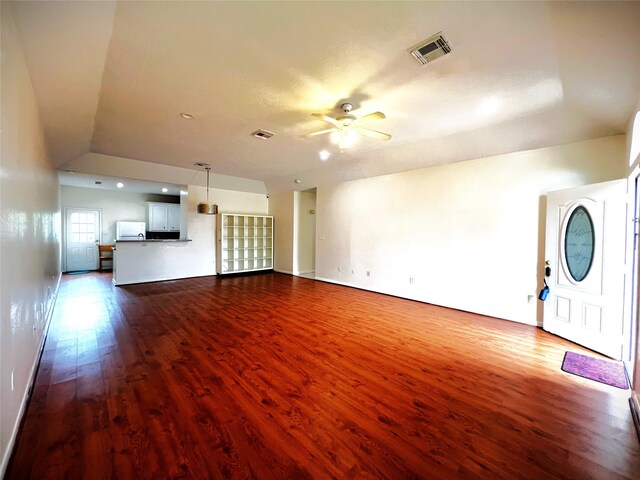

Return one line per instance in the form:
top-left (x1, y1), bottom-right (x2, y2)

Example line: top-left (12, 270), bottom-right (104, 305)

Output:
top-left (112, 239), bottom-right (214, 286)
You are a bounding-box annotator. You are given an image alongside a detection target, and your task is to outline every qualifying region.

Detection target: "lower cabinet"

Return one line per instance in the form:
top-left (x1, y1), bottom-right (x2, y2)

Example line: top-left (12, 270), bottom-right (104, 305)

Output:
top-left (216, 213), bottom-right (273, 274)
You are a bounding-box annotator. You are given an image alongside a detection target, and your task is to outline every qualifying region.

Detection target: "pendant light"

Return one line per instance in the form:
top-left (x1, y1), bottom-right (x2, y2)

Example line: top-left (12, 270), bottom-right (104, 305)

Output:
top-left (197, 166), bottom-right (218, 215)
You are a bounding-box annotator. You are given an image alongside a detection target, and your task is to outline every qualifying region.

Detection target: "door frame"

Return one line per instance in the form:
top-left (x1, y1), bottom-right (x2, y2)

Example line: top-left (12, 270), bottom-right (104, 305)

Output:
top-left (624, 166), bottom-right (640, 384)
top-left (62, 207), bottom-right (102, 272)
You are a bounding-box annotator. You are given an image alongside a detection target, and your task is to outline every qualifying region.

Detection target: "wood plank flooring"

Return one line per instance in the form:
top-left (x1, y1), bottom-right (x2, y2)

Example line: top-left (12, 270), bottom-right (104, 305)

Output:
top-left (6, 272), bottom-right (640, 479)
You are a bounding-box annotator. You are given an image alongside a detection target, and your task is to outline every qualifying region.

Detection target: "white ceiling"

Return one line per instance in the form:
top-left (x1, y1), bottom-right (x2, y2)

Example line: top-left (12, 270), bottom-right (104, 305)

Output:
top-left (10, 1), bottom-right (640, 193)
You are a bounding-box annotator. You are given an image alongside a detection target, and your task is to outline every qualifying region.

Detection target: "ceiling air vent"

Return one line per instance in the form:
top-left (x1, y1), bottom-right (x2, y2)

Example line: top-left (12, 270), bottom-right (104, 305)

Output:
top-left (251, 129), bottom-right (275, 140)
top-left (408, 32), bottom-right (452, 66)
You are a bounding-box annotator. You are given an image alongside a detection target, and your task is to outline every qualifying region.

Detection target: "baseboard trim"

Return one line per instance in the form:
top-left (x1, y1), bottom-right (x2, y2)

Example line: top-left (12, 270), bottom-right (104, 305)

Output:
top-left (1, 272), bottom-right (61, 478)
top-left (314, 277), bottom-right (422, 300)
top-left (313, 276), bottom-right (532, 327)
top-left (631, 391), bottom-right (640, 442)
top-left (274, 269), bottom-right (294, 275)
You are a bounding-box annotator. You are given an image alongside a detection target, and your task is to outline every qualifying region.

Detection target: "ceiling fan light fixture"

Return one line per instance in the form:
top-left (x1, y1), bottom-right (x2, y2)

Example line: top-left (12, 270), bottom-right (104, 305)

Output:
top-left (330, 131), bottom-right (342, 144)
top-left (309, 102), bottom-right (390, 145)
top-left (338, 130), bottom-right (358, 149)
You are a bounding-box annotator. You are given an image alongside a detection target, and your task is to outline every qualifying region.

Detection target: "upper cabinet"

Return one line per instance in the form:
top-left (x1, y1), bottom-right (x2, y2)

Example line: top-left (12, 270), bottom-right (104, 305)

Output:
top-left (147, 202), bottom-right (181, 232)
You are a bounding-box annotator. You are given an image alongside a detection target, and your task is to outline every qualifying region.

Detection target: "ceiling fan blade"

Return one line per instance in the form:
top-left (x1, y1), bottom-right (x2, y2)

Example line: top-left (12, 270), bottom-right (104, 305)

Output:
top-left (357, 111), bottom-right (386, 123)
top-left (356, 128), bottom-right (391, 141)
top-left (311, 113), bottom-right (340, 126)
top-left (307, 128), bottom-right (339, 137)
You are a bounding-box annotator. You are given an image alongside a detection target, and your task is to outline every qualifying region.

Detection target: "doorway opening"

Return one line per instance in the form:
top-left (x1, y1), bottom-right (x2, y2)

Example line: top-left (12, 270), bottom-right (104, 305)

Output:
top-left (294, 188), bottom-right (317, 278)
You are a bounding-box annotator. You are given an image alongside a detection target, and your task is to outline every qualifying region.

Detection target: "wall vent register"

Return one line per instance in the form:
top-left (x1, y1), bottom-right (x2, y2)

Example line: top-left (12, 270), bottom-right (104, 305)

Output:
top-left (216, 214), bottom-right (273, 274)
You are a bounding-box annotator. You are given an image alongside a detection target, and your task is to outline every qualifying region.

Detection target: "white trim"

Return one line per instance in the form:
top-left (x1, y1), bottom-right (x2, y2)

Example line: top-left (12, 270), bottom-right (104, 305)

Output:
top-left (274, 268), bottom-right (294, 275)
top-left (114, 272), bottom-right (216, 286)
top-left (314, 276), bottom-right (421, 299)
top-left (0, 272), bottom-right (61, 478)
top-left (630, 391), bottom-right (640, 441)
top-left (295, 270), bottom-right (315, 275)
top-left (62, 207), bottom-right (102, 272)
top-left (623, 170), bottom-right (639, 383)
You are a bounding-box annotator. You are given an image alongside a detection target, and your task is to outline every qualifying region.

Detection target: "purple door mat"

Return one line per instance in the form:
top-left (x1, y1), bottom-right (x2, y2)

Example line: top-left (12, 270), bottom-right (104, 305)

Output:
top-left (561, 351), bottom-right (628, 389)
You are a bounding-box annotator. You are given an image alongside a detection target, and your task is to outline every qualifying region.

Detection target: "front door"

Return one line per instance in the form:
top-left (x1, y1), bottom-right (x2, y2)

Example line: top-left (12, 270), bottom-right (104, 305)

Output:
top-left (543, 180), bottom-right (626, 359)
top-left (65, 208), bottom-right (100, 272)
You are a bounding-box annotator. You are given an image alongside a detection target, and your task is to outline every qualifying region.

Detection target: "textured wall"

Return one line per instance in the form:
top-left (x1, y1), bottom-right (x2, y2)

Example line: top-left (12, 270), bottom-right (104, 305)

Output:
top-left (295, 189), bottom-right (317, 274)
top-left (268, 192), bottom-right (294, 274)
top-left (0, 3), bottom-right (61, 475)
top-left (315, 135), bottom-right (626, 326)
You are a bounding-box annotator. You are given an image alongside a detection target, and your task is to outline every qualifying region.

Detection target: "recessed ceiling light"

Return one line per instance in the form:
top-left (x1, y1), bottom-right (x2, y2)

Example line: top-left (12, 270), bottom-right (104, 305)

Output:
top-left (180, 112), bottom-right (194, 119)
top-left (294, 179), bottom-right (301, 184)
top-left (162, 187), bottom-right (168, 193)
top-left (116, 182), bottom-right (124, 188)
top-left (319, 150), bottom-right (331, 161)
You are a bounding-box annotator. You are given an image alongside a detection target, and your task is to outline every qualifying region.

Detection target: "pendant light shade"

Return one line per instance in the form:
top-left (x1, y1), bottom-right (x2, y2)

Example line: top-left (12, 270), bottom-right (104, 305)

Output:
top-left (197, 167), bottom-right (218, 215)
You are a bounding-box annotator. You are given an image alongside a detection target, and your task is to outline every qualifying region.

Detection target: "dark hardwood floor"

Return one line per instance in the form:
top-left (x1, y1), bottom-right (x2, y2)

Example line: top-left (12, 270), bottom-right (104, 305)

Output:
top-left (6, 272), bottom-right (640, 479)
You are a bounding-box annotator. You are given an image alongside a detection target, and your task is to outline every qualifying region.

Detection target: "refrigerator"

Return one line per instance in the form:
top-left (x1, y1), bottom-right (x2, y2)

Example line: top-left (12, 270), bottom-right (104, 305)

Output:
top-left (116, 221), bottom-right (146, 241)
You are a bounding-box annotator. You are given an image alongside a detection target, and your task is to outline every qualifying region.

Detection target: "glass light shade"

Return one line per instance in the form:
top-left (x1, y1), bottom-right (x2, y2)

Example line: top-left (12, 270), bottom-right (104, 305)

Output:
top-left (339, 129), bottom-right (358, 149)
top-left (330, 131), bottom-right (342, 144)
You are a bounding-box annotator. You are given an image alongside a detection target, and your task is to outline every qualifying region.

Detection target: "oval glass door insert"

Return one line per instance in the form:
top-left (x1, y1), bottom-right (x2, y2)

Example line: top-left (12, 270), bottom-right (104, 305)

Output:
top-left (564, 206), bottom-right (595, 282)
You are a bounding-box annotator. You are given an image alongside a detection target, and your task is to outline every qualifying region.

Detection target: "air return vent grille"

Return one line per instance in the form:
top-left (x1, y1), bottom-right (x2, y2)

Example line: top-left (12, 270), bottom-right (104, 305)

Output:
top-left (408, 32), bottom-right (452, 65)
top-left (251, 129), bottom-right (275, 139)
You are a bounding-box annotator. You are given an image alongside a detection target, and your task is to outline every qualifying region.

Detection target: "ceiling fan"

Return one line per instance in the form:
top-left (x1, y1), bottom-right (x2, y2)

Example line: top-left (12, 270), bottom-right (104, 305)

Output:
top-left (309, 103), bottom-right (391, 148)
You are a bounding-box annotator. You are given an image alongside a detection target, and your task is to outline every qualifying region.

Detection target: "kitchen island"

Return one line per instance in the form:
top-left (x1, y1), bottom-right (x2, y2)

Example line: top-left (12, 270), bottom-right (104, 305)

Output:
top-left (113, 239), bottom-right (215, 285)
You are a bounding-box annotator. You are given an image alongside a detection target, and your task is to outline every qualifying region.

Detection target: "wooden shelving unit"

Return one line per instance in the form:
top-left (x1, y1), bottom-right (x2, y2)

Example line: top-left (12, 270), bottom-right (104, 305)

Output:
top-left (216, 214), bottom-right (274, 274)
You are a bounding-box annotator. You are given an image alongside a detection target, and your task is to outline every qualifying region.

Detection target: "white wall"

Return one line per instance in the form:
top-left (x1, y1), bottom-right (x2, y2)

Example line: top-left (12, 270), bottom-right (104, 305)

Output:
top-left (295, 189), bottom-right (317, 275)
top-left (61, 185), bottom-right (178, 242)
top-left (269, 192), bottom-right (294, 274)
top-left (315, 135), bottom-right (626, 326)
top-left (0, 3), bottom-right (61, 475)
top-left (187, 185), bottom-right (268, 276)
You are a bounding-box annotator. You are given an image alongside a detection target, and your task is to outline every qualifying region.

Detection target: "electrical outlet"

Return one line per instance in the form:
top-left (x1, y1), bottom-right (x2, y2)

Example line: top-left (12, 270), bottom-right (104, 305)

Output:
top-left (351, 269), bottom-right (355, 274)
top-left (409, 277), bottom-right (414, 284)
top-left (366, 271), bottom-right (371, 277)
top-left (528, 295), bottom-right (535, 304)
top-left (338, 266), bottom-right (341, 273)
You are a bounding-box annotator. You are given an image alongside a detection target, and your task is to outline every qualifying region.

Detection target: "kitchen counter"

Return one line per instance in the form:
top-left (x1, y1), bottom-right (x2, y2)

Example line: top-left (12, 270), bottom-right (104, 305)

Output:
top-left (112, 239), bottom-right (214, 285)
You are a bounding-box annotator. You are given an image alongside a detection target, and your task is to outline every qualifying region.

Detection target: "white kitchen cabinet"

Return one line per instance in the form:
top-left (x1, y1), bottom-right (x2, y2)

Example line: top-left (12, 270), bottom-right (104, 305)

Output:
top-left (167, 204), bottom-right (181, 232)
top-left (216, 213), bottom-right (273, 274)
top-left (147, 202), bottom-right (181, 232)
